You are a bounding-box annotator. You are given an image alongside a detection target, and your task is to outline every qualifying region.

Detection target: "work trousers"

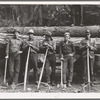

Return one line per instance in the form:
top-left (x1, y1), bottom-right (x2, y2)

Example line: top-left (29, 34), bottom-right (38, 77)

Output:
top-left (82, 56), bottom-right (94, 83)
top-left (29, 52), bottom-right (38, 82)
top-left (8, 53), bottom-right (21, 85)
top-left (63, 55), bottom-right (74, 84)
top-left (44, 54), bottom-right (56, 83)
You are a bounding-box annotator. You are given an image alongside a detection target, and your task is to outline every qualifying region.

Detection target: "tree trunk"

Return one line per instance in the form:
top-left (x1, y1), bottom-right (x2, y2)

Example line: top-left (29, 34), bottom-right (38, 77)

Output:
top-left (80, 5), bottom-right (83, 25)
top-left (71, 6), bottom-right (75, 25)
top-left (1, 25), bottom-right (100, 37)
top-left (38, 5), bottom-right (43, 26)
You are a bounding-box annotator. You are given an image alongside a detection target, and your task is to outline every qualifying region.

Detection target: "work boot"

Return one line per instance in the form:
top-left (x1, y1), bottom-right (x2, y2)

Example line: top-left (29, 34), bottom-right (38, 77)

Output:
top-left (1, 82), bottom-right (8, 87)
top-left (90, 82), bottom-right (95, 86)
top-left (51, 82), bottom-right (56, 86)
top-left (47, 81), bottom-right (51, 85)
top-left (63, 84), bottom-right (67, 88)
top-left (67, 82), bottom-right (71, 87)
top-left (81, 82), bottom-right (87, 86)
top-left (11, 82), bottom-right (16, 90)
top-left (34, 81), bottom-right (38, 85)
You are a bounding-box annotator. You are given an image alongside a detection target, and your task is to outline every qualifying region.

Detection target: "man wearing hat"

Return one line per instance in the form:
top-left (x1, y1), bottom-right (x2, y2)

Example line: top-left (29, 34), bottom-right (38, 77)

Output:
top-left (59, 31), bottom-right (75, 88)
top-left (24, 29), bottom-right (39, 84)
top-left (5, 29), bottom-right (23, 87)
top-left (39, 31), bottom-right (56, 86)
top-left (80, 30), bottom-right (97, 85)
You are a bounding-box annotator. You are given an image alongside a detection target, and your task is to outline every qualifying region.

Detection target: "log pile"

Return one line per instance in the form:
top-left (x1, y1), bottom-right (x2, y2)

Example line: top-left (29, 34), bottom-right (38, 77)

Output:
top-left (0, 26), bottom-right (100, 55)
top-left (0, 26), bottom-right (100, 43)
top-left (0, 25), bottom-right (100, 52)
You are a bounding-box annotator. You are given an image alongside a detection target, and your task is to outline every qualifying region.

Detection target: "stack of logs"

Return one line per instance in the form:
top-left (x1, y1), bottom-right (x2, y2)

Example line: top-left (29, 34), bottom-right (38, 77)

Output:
top-left (0, 26), bottom-right (100, 83)
top-left (0, 25), bottom-right (100, 43)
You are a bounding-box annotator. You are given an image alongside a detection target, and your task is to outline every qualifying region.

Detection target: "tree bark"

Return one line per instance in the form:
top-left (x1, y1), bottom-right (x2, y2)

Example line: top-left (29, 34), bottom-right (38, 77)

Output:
top-left (1, 25), bottom-right (100, 37)
top-left (38, 5), bottom-right (43, 26)
top-left (80, 5), bottom-right (83, 25)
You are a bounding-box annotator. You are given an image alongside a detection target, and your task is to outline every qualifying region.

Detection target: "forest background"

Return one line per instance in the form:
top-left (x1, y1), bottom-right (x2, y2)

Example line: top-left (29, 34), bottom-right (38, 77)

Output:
top-left (0, 5), bottom-right (99, 27)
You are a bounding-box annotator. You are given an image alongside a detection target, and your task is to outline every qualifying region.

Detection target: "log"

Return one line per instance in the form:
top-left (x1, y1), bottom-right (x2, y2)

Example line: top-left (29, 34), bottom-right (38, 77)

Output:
top-left (0, 25), bottom-right (100, 37)
top-left (0, 32), bottom-right (100, 46)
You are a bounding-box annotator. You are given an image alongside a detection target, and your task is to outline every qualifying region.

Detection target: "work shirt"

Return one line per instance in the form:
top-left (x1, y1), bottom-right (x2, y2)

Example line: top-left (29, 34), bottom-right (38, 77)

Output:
top-left (80, 39), bottom-right (97, 58)
top-left (59, 40), bottom-right (75, 57)
top-left (24, 39), bottom-right (39, 54)
top-left (39, 39), bottom-right (56, 55)
top-left (6, 38), bottom-right (23, 55)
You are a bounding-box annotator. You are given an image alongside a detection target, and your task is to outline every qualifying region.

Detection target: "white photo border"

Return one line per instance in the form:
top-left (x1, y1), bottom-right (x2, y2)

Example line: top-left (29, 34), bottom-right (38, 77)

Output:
top-left (0, 0), bottom-right (99, 99)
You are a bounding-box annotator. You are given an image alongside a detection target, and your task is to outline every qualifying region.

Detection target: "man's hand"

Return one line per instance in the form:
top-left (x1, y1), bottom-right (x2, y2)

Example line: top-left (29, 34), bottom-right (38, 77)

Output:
top-left (74, 58), bottom-right (76, 62)
top-left (5, 55), bottom-right (9, 59)
top-left (28, 43), bottom-right (32, 47)
top-left (44, 42), bottom-right (48, 46)
top-left (17, 51), bottom-right (23, 54)
top-left (60, 57), bottom-right (64, 61)
top-left (86, 41), bottom-right (91, 48)
top-left (44, 42), bottom-right (53, 50)
top-left (69, 53), bottom-right (74, 56)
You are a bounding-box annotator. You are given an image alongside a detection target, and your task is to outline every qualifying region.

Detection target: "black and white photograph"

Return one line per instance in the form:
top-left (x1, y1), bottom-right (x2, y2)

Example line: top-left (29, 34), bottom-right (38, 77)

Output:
top-left (0, 0), bottom-right (100, 99)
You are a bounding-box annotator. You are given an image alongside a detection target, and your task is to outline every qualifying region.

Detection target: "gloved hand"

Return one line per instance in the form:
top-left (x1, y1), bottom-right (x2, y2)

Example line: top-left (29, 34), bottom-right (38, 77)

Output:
top-left (5, 55), bottom-right (9, 59)
top-left (86, 41), bottom-right (91, 48)
top-left (44, 42), bottom-right (48, 46)
top-left (28, 43), bottom-right (32, 47)
top-left (69, 53), bottom-right (74, 56)
top-left (17, 51), bottom-right (23, 54)
top-left (60, 57), bottom-right (64, 61)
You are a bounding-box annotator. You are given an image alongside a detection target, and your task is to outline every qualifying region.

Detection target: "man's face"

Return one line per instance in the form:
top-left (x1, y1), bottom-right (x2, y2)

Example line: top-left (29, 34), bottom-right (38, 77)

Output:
top-left (43, 35), bottom-right (45, 40)
top-left (64, 34), bottom-right (70, 41)
top-left (87, 34), bottom-right (91, 40)
top-left (44, 35), bottom-right (50, 40)
top-left (29, 34), bottom-right (34, 40)
top-left (14, 32), bottom-right (19, 38)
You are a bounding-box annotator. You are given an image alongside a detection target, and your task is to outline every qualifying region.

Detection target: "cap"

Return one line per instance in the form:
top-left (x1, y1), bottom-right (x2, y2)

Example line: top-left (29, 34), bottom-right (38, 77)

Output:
top-left (44, 31), bottom-right (53, 40)
top-left (66, 29), bottom-right (69, 32)
top-left (14, 29), bottom-right (20, 34)
top-left (28, 29), bottom-right (34, 35)
top-left (86, 30), bottom-right (91, 35)
top-left (64, 32), bottom-right (70, 36)
top-left (45, 31), bottom-right (52, 37)
top-left (7, 28), bottom-right (20, 34)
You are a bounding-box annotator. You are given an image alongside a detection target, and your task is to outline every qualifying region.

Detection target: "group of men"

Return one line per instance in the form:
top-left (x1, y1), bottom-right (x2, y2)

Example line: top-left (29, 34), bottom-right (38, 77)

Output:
top-left (4, 28), bottom-right (97, 89)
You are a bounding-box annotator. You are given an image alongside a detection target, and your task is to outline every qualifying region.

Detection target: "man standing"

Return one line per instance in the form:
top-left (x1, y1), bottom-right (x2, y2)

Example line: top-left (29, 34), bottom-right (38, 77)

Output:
top-left (59, 31), bottom-right (75, 88)
top-left (80, 30), bottom-right (97, 85)
top-left (6, 29), bottom-right (23, 87)
top-left (39, 31), bottom-right (56, 86)
top-left (25, 29), bottom-right (39, 84)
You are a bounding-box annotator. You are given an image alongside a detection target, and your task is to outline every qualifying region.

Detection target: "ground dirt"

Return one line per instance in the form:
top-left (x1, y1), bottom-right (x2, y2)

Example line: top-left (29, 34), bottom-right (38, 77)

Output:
top-left (0, 70), bottom-right (100, 93)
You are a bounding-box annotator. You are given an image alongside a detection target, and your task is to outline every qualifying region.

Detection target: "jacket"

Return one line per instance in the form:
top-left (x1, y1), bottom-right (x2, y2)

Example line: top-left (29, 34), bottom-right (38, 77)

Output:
top-left (39, 39), bottom-right (56, 55)
top-left (59, 40), bottom-right (75, 57)
top-left (6, 38), bottom-right (23, 55)
top-left (80, 39), bottom-right (97, 58)
top-left (24, 39), bottom-right (39, 54)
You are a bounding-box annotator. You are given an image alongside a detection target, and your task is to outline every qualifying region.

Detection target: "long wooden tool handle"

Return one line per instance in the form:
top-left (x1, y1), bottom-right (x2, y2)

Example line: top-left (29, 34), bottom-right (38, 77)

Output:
top-left (4, 58), bottom-right (8, 84)
top-left (37, 47), bottom-right (49, 90)
top-left (24, 47), bottom-right (31, 91)
top-left (87, 47), bottom-right (90, 84)
top-left (61, 59), bottom-right (63, 86)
